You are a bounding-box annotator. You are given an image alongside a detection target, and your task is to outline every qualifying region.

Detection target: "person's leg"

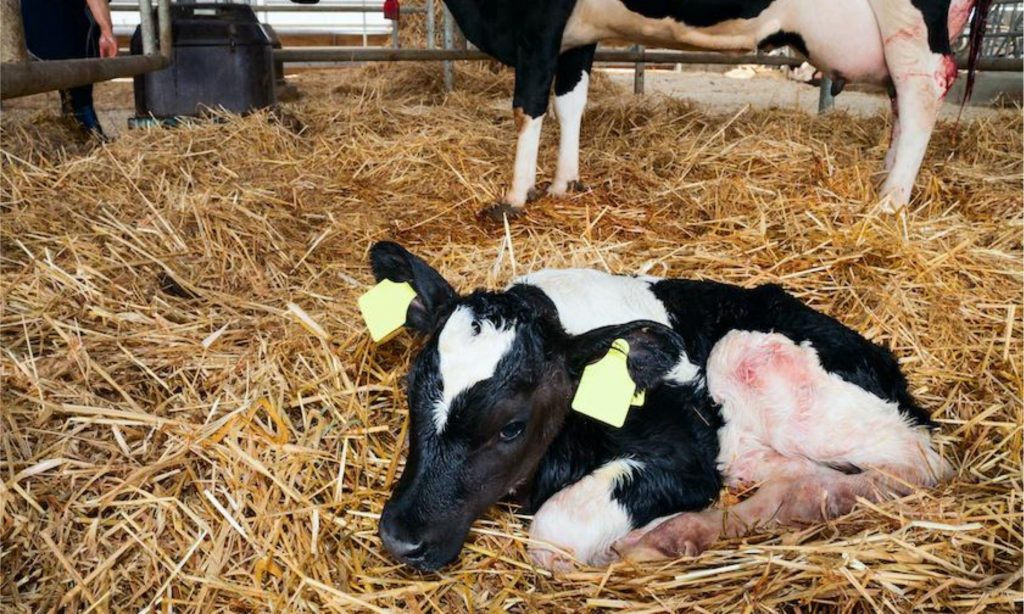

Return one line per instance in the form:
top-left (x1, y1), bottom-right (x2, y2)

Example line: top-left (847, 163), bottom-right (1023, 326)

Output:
top-left (68, 8), bottom-right (106, 136)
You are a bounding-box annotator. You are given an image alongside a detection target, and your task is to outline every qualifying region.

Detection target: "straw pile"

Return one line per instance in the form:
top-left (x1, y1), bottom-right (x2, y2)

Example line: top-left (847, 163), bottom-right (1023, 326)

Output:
top-left (1, 64), bottom-right (1021, 612)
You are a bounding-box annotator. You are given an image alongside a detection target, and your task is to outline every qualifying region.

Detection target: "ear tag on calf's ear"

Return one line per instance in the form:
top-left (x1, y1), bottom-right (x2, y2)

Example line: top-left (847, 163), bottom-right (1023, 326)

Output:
top-left (631, 388), bottom-right (645, 407)
top-left (358, 279), bottom-right (417, 343)
top-left (572, 338), bottom-right (640, 428)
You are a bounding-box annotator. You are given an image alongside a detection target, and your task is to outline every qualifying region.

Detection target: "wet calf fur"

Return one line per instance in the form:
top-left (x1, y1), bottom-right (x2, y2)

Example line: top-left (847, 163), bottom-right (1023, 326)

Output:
top-left (370, 242), bottom-right (948, 571)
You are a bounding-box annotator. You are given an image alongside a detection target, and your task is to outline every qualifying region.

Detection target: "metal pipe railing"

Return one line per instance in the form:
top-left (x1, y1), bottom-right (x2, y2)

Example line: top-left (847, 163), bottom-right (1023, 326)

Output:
top-left (0, 0), bottom-right (172, 99)
top-left (0, 55), bottom-right (170, 99)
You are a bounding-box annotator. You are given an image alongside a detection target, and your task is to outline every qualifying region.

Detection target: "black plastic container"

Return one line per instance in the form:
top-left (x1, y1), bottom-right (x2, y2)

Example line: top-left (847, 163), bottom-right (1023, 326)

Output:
top-left (131, 3), bottom-right (275, 119)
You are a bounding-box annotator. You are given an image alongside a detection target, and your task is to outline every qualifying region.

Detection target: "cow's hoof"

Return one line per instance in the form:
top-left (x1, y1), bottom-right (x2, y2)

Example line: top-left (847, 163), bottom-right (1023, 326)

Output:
top-left (877, 185), bottom-right (910, 214)
top-left (878, 196), bottom-right (908, 215)
top-left (479, 202), bottom-right (525, 222)
top-left (548, 180), bottom-right (588, 197)
top-left (526, 187), bottom-right (542, 203)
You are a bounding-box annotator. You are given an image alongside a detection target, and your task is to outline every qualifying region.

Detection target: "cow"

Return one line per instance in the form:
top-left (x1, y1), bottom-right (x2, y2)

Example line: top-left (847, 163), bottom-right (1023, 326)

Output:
top-left (297, 0), bottom-right (991, 216)
top-left (368, 241), bottom-right (952, 571)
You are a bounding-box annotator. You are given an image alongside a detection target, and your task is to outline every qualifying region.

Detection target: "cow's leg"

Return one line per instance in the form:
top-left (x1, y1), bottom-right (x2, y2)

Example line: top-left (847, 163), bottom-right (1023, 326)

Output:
top-left (481, 39), bottom-right (560, 220)
top-left (550, 44), bottom-right (596, 197)
top-left (529, 456), bottom-right (720, 571)
top-left (867, 0), bottom-right (957, 211)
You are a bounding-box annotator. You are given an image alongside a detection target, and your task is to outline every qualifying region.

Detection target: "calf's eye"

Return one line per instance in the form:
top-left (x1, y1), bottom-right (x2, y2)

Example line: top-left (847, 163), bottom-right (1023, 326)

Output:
top-left (499, 421), bottom-right (526, 442)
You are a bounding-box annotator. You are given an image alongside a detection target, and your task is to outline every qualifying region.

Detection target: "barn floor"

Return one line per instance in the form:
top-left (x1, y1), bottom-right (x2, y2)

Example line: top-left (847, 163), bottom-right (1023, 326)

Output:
top-left (1, 64), bottom-right (1021, 612)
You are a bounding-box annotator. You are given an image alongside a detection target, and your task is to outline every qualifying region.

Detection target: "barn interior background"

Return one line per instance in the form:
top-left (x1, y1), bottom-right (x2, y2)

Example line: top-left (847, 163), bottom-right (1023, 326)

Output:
top-left (1, 0), bottom-right (1022, 612)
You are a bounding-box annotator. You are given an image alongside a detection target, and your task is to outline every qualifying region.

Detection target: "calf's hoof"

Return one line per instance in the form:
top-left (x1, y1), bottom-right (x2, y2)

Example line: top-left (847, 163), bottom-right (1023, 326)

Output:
top-left (613, 512), bottom-right (718, 562)
top-left (528, 546), bottom-right (576, 573)
top-left (479, 202), bottom-right (525, 222)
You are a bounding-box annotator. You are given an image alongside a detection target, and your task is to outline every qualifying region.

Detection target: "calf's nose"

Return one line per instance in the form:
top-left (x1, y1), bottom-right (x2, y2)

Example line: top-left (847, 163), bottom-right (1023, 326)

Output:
top-left (379, 520), bottom-right (427, 562)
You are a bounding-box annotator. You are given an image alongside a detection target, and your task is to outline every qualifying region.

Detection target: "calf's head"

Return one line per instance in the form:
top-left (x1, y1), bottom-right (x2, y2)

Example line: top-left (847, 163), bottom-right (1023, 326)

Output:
top-left (369, 242), bottom-right (686, 570)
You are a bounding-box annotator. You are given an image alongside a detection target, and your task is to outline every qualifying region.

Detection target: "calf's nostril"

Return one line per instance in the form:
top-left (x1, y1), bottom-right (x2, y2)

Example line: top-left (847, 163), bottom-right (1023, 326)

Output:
top-left (403, 542), bottom-right (427, 560)
top-left (380, 526), bottom-right (427, 560)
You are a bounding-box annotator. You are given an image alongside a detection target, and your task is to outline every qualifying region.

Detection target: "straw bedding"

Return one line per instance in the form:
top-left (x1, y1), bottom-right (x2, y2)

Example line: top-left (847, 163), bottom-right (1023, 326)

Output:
top-left (1, 64), bottom-right (1021, 612)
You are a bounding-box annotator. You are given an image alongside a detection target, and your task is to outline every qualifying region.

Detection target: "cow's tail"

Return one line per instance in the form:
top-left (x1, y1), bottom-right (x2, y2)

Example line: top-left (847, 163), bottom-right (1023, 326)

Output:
top-left (962, 0), bottom-right (993, 102)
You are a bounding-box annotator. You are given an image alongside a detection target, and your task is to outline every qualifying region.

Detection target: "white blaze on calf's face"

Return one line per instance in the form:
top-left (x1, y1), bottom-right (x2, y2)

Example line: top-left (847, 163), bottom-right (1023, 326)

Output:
top-left (433, 306), bottom-right (518, 433)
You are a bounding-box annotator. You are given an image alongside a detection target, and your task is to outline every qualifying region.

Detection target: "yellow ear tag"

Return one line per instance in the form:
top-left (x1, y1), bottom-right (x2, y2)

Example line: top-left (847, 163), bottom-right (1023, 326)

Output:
top-left (571, 338), bottom-right (639, 428)
top-left (631, 388), bottom-right (646, 407)
top-left (358, 279), bottom-right (417, 343)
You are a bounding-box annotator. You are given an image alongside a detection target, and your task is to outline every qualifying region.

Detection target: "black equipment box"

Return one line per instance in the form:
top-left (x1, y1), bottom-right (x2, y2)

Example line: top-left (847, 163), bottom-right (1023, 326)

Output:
top-left (131, 3), bottom-right (275, 119)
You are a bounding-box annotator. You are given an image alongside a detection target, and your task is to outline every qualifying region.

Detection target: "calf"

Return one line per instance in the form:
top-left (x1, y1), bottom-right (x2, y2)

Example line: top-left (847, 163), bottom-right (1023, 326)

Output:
top-left (369, 242), bottom-right (951, 571)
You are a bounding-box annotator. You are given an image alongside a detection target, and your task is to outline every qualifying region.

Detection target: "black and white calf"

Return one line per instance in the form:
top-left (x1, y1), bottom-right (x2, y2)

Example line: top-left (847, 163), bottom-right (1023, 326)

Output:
top-left (330, 0), bottom-right (989, 214)
top-left (370, 242), bottom-right (951, 571)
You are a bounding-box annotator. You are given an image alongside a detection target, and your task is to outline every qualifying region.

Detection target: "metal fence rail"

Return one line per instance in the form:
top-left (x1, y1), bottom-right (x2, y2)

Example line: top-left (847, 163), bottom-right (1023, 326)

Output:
top-left (0, 0), bottom-right (172, 100)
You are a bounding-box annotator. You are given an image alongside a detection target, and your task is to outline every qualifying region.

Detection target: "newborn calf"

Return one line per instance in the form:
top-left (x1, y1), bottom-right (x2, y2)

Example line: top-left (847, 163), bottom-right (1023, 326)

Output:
top-left (368, 242), bottom-right (950, 571)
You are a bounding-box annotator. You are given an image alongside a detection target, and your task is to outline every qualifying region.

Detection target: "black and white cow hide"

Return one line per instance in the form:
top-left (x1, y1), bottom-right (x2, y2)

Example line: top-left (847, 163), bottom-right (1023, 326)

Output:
top-left (369, 242), bottom-right (951, 571)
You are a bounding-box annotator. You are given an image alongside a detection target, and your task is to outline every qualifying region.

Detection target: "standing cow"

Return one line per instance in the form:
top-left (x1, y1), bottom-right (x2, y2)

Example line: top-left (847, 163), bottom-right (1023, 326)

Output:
top-left (299, 0), bottom-right (991, 216)
top-left (368, 242), bottom-right (951, 571)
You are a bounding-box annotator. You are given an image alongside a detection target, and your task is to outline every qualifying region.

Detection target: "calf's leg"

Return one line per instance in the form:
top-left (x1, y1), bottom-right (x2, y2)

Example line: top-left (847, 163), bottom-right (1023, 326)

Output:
top-left (614, 461), bottom-right (880, 561)
top-left (529, 455), bottom-right (720, 571)
top-left (616, 330), bottom-right (952, 563)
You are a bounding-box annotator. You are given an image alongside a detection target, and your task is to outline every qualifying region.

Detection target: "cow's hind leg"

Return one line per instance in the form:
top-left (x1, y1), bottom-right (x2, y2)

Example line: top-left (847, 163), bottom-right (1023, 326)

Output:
top-left (867, 0), bottom-right (957, 211)
top-left (550, 44), bottom-right (596, 197)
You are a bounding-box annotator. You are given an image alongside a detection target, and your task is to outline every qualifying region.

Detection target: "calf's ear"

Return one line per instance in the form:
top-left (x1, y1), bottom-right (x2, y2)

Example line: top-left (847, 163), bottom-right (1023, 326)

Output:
top-left (369, 241), bottom-right (457, 333)
top-left (566, 321), bottom-right (686, 389)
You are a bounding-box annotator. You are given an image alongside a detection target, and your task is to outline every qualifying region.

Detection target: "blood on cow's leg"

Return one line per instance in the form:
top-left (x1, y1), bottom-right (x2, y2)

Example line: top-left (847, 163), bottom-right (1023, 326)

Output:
top-left (550, 44), bottom-right (596, 197)
top-left (612, 329), bottom-right (953, 562)
top-left (865, 0), bottom-right (956, 211)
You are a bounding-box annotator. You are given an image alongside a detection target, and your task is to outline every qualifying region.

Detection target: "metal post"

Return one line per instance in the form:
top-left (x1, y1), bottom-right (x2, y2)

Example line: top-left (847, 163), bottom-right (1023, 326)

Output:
top-left (157, 0), bottom-right (172, 58)
top-left (818, 76), bottom-right (835, 114)
top-left (425, 0), bottom-right (435, 49)
top-left (391, 18), bottom-right (399, 49)
top-left (138, 0), bottom-right (156, 56)
top-left (633, 44), bottom-right (645, 95)
top-left (442, 5), bottom-right (454, 91)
